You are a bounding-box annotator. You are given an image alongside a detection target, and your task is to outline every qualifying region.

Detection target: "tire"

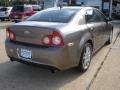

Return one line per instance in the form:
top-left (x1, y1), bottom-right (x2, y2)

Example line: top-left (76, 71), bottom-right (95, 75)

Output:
top-left (106, 30), bottom-right (113, 45)
top-left (8, 17), bottom-right (10, 21)
top-left (1, 18), bottom-right (5, 21)
top-left (10, 57), bottom-right (15, 62)
top-left (78, 43), bottom-right (92, 72)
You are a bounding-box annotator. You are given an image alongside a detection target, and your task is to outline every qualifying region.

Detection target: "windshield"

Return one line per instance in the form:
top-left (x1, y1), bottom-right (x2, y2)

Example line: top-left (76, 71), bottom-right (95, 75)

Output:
top-left (0, 8), bottom-right (7, 11)
top-left (12, 6), bottom-right (24, 12)
top-left (27, 8), bottom-right (79, 23)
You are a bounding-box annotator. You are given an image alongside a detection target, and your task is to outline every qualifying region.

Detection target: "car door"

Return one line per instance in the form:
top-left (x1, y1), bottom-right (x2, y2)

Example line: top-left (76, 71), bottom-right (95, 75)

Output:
top-left (85, 9), bottom-right (105, 50)
top-left (94, 10), bottom-right (108, 44)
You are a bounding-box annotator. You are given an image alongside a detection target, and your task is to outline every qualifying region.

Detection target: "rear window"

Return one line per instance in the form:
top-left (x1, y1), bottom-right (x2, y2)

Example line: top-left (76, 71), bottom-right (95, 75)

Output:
top-left (12, 6), bottom-right (24, 12)
top-left (27, 8), bottom-right (79, 23)
top-left (0, 8), bottom-right (7, 11)
top-left (32, 5), bottom-right (40, 11)
top-left (24, 6), bottom-right (31, 11)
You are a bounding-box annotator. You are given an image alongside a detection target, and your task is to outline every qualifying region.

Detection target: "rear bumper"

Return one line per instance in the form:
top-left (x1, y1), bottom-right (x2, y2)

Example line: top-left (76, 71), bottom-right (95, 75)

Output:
top-left (10, 57), bottom-right (59, 70)
top-left (5, 40), bottom-right (76, 70)
top-left (0, 16), bottom-right (9, 19)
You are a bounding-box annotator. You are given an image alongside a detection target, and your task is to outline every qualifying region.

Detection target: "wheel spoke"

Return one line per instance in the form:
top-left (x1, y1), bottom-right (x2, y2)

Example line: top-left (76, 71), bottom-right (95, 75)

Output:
top-left (83, 46), bottom-right (91, 69)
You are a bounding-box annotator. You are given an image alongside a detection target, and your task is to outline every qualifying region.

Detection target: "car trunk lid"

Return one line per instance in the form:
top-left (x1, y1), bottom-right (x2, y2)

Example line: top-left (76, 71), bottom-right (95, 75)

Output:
top-left (9, 21), bottom-right (66, 45)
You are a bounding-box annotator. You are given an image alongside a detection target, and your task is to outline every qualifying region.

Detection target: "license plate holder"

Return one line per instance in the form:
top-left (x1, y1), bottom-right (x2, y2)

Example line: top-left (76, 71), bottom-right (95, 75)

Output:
top-left (20, 48), bottom-right (32, 59)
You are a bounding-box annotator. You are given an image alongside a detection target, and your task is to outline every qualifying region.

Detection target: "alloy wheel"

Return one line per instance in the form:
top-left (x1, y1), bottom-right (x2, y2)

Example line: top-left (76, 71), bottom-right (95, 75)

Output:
top-left (82, 46), bottom-right (91, 69)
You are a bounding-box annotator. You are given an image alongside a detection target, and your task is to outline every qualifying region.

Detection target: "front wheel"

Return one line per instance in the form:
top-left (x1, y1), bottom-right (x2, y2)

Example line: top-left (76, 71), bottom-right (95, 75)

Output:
top-left (106, 30), bottom-right (113, 45)
top-left (78, 43), bottom-right (92, 72)
top-left (10, 57), bottom-right (15, 62)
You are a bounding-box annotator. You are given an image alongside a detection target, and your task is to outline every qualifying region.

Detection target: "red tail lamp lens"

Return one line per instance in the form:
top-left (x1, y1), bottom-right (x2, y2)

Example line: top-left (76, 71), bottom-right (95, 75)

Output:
top-left (6, 27), bottom-right (16, 41)
top-left (41, 31), bottom-right (64, 46)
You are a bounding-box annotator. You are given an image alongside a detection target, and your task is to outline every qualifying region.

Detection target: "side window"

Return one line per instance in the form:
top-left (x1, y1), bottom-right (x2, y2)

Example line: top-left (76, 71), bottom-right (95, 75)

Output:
top-left (85, 9), bottom-right (106, 23)
top-left (94, 10), bottom-right (106, 22)
top-left (85, 9), bottom-right (95, 23)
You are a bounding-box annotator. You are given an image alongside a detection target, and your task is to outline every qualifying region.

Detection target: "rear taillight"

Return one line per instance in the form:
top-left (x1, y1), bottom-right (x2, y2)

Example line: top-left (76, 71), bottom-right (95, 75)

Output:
top-left (6, 27), bottom-right (16, 41)
top-left (41, 31), bottom-right (64, 46)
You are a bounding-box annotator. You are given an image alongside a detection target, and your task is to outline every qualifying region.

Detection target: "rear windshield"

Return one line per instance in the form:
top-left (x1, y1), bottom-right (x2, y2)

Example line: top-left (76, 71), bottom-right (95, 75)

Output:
top-left (27, 8), bottom-right (79, 23)
top-left (24, 6), bottom-right (31, 11)
top-left (0, 8), bottom-right (7, 11)
top-left (12, 6), bottom-right (24, 12)
top-left (32, 5), bottom-right (40, 11)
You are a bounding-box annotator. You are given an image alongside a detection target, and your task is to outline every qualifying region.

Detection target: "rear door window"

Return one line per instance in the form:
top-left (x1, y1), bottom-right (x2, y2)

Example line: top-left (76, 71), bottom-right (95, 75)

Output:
top-left (85, 9), bottom-right (95, 23)
top-left (94, 10), bottom-right (106, 22)
top-left (85, 9), bottom-right (106, 23)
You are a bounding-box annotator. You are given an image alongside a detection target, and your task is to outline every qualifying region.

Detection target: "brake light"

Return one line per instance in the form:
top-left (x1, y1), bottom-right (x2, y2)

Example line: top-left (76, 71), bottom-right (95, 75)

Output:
top-left (41, 31), bottom-right (64, 46)
top-left (6, 27), bottom-right (16, 41)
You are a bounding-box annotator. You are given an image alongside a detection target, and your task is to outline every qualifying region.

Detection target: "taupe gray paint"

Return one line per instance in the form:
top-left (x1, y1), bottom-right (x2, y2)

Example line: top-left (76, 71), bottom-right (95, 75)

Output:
top-left (5, 7), bottom-right (113, 70)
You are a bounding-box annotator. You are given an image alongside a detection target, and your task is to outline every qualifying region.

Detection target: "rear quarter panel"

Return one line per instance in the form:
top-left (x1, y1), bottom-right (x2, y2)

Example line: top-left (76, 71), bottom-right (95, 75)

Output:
top-left (59, 24), bottom-right (93, 66)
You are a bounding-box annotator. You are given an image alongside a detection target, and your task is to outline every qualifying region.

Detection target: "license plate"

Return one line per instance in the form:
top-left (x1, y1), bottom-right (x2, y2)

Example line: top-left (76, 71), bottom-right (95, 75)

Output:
top-left (20, 49), bottom-right (32, 59)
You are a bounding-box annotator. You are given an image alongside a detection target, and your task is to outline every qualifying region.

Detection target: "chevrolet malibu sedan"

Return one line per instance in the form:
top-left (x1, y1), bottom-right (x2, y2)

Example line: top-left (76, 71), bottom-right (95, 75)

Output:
top-left (5, 7), bottom-right (113, 72)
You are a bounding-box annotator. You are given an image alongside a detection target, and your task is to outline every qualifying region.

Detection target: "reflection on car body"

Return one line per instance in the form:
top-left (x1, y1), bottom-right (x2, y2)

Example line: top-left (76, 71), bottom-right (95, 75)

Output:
top-left (10, 5), bottom-right (40, 22)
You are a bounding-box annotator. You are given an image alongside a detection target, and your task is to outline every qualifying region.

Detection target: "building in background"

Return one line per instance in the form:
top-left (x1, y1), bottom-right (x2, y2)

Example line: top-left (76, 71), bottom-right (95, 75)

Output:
top-left (102, 0), bottom-right (120, 19)
top-left (60, 0), bottom-right (120, 19)
top-left (17, 0), bottom-right (120, 19)
top-left (113, 0), bottom-right (120, 19)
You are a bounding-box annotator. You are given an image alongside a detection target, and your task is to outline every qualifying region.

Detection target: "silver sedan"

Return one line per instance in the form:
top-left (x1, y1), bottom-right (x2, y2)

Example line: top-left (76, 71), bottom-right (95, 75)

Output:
top-left (5, 7), bottom-right (113, 72)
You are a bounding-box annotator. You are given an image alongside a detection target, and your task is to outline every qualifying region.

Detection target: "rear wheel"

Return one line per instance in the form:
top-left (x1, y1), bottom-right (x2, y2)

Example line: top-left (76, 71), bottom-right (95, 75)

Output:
top-left (78, 43), bottom-right (92, 72)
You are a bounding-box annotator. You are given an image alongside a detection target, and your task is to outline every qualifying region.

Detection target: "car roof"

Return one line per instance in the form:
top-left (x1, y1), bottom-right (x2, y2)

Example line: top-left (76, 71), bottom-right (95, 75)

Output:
top-left (13, 5), bottom-right (33, 7)
top-left (46, 6), bottom-right (94, 11)
top-left (61, 6), bottom-right (92, 9)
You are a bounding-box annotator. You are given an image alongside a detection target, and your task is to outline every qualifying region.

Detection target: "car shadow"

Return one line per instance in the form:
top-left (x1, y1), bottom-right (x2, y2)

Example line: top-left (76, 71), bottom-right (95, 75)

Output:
top-left (0, 61), bottom-right (83, 90)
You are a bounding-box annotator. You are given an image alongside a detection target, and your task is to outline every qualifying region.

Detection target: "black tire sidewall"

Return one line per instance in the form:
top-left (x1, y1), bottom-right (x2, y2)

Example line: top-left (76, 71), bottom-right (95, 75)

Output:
top-left (78, 43), bottom-right (92, 72)
top-left (109, 30), bottom-right (113, 43)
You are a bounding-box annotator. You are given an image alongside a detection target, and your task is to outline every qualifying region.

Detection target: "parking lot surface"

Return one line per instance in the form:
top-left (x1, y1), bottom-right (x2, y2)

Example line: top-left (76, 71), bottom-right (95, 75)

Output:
top-left (90, 31), bottom-right (120, 90)
top-left (0, 21), bottom-right (120, 90)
